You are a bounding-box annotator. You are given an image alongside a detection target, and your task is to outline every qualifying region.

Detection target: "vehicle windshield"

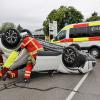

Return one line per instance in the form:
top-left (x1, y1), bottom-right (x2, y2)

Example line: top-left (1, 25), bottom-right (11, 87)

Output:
top-left (54, 30), bottom-right (66, 41)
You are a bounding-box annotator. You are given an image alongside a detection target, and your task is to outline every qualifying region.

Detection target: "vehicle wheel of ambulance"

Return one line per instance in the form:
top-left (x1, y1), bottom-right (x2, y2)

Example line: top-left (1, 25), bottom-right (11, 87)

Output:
top-left (70, 44), bottom-right (81, 51)
top-left (1, 29), bottom-right (21, 49)
top-left (62, 46), bottom-right (79, 68)
top-left (89, 48), bottom-right (100, 58)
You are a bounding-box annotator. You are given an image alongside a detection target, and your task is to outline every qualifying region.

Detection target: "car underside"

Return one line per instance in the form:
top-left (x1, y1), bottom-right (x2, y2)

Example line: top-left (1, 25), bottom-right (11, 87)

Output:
top-left (0, 29), bottom-right (96, 74)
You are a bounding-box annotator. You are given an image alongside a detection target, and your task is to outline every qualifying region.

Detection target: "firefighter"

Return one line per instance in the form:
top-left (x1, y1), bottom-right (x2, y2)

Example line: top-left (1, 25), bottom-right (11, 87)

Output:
top-left (19, 30), bottom-right (43, 83)
top-left (0, 29), bottom-right (43, 82)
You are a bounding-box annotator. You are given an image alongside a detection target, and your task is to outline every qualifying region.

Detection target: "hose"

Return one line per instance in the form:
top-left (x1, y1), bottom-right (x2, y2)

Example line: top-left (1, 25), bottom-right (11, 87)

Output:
top-left (0, 79), bottom-right (79, 93)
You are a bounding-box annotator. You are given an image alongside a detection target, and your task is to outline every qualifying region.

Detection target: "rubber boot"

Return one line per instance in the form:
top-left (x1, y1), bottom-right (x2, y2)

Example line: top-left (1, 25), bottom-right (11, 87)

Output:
top-left (24, 63), bottom-right (33, 83)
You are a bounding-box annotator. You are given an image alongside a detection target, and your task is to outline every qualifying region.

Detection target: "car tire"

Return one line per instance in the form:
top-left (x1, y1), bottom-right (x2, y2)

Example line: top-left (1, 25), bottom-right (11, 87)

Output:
top-left (62, 46), bottom-right (86, 69)
top-left (89, 48), bottom-right (100, 58)
top-left (62, 46), bottom-right (79, 68)
top-left (1, 29), bottom-right (21, 49)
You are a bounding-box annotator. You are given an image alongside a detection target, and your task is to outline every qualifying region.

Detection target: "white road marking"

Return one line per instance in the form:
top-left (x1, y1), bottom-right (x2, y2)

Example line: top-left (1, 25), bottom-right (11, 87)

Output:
top-left (66, 73), bottom-right (89, 100)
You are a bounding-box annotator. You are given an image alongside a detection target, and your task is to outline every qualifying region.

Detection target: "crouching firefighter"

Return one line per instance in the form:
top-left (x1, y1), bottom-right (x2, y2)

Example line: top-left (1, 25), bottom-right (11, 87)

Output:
top-left (19, 30), bottom-right (43, 82)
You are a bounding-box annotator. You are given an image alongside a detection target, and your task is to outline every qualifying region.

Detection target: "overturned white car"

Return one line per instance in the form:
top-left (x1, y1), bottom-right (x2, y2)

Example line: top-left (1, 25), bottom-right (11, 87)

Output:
top-left (0, 29), bottom-right (96, 74)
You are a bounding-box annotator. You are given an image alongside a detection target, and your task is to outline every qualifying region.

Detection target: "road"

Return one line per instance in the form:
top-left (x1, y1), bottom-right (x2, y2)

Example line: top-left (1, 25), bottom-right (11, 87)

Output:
top-left (0, 59), bottom-right (100, 100)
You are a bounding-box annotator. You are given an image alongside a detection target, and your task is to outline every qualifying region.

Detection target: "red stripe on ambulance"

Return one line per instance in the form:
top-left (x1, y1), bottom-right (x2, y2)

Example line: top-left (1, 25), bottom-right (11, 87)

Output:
top-left (60, 36), bottom-right (100, 43)
top-left (89, 36), bottom-right (100, 41)
top-left (73, 23), bottom-right (88, 28)
top-left (60, 38), bottom-right (73, 42)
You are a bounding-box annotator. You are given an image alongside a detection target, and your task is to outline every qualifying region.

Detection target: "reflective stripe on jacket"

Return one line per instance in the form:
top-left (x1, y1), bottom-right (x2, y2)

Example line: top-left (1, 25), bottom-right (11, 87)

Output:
top-left (21, 36), bottom-right (43, 54)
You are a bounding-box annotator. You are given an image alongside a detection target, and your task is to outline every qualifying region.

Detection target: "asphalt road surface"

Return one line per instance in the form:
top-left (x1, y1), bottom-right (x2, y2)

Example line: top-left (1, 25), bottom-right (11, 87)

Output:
top-left (0, 59), bottom-right (100, 100)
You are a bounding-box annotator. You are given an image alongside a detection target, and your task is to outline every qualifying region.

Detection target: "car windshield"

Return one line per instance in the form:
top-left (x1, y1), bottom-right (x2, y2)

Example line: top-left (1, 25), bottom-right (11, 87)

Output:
top-left (55, 30), bottom-right (66, 41)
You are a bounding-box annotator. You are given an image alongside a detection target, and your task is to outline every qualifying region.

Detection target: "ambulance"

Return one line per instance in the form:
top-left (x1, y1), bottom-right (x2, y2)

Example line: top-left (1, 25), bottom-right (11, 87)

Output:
top-left (52, 21), bottom-right (100, 58)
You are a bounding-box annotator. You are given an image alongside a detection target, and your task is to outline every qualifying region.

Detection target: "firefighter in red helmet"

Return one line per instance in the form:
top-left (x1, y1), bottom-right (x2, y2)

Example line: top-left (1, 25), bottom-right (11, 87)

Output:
top-left (19, 29), bottom-right (43, 83)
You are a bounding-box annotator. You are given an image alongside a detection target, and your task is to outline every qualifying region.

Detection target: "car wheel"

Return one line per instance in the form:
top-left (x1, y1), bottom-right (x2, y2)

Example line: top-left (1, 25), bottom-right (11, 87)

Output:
top-left (62, 46), bottom-right (86, 69)
top-left (62, 46), bottom-right (79, 68)
top-left (89, 48), bottom-right (100, 58)
top-left (1, 29), bottom-right (21, 49)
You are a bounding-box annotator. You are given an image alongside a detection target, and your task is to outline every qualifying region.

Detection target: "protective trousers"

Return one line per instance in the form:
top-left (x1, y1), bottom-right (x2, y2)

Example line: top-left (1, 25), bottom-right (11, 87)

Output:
top-left (24, 54), bottom-right (37, 79)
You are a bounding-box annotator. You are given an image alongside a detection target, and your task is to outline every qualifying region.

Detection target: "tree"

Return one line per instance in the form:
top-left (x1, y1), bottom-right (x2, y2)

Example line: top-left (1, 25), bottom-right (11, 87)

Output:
top-left (1, 22), bottom-right (15, 33)
top-left (17, 24), bottom-right (23, 32)
top-left (86, 12), bottom-right (100, 21)
top-left (43, 6), bottom-right (83, 35)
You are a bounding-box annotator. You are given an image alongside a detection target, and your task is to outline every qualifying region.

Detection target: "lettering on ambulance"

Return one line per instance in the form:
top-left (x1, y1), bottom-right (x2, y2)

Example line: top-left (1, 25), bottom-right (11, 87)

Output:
top-left (91, 26), bottom-right (100, 31)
